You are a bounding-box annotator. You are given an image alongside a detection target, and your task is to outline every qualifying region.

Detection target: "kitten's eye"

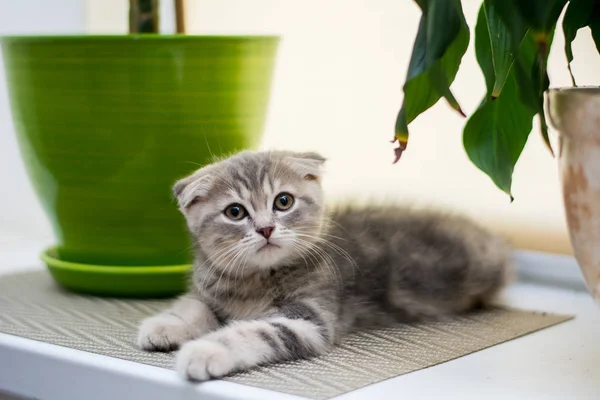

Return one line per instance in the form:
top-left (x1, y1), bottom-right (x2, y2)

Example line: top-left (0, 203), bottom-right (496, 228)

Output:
top-left (274, 193), bottom-right (294, 211)
top-left (224, 204), bottom-right (247, 220)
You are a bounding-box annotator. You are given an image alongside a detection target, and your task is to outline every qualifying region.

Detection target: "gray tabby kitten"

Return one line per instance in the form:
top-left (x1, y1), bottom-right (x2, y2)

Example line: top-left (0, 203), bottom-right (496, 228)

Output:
top-left (137, 150), bottom-right (511, 381)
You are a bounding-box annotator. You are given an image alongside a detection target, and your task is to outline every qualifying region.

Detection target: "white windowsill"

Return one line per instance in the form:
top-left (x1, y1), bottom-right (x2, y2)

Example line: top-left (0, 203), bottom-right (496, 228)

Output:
top-left (0, 241), bottom-right (598, 400)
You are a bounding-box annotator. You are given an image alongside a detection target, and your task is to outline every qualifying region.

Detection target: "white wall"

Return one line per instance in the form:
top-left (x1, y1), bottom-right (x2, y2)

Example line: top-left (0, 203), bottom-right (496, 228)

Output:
top-left (0, 0), bottom-right (86, 247)
top-left (181, 0), bottom-right (600, 254)
top-left (4, 0), bottom-right (600, 255)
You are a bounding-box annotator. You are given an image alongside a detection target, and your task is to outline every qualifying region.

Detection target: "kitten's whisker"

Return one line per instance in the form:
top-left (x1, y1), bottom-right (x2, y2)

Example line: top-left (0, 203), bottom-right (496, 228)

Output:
top-left (181, 160), bottom-right (205, 167)
top-left (323, 217), bottom-right (353, 236)
top-left (290, 243), bottom-right (310, 270)
top-left (234, 247), bottom-right (252, 292)
top-left (197, 237), bottom-right (261, 292)
top-left (295, 233), bottom-right (358, 272)
top-left (213, 251), bottom-right (239, 296)
top-left (231, 244), bottom-right (252, 291)
top-left (291, 241), bottom-right (319, 272)
top-left (197, 243), bottom-right (243, 289)
top-left (196, 245), bottom-right (234, 284)
top-left (201, 125), bottom-right (216, 161)
top-left (176, 237), bottom-right (208, 256)
top-left (215, 246), bottom-right (247, 295)
top-left (294, 238), bottom-right (342, 283)
top-left (295, 231), bottom-right (361, 279)
top-left (293, 225), bottom-right (350, 242)
top-left (291, 241), bottom-right (329, 280)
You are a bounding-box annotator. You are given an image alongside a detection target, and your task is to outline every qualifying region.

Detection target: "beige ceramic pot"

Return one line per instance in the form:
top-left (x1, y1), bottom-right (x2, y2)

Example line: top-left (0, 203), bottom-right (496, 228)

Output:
top-left (547, 87), bottom-right (600, 303)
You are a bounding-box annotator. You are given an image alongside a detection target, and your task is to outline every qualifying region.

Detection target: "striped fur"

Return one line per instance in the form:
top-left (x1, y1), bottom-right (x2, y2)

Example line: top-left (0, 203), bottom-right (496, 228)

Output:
top-left (137, 150), bottom-right (512, 380)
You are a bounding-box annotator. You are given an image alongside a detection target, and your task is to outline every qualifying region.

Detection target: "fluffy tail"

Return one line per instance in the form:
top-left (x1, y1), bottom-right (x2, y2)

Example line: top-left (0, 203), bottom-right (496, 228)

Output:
top-left (385, 212), bottom-right (514, 321)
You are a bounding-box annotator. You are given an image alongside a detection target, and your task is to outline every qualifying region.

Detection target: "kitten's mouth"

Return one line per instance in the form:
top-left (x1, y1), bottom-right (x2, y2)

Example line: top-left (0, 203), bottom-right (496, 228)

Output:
top-left (258, 242), bottom-right (280, 252)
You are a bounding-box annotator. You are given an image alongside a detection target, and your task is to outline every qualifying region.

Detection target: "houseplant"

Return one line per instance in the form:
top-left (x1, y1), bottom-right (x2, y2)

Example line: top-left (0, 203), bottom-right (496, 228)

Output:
top-left (394, 0), bottom-right (600, 304)
top-left (1, 1), bottom-right (279, 297)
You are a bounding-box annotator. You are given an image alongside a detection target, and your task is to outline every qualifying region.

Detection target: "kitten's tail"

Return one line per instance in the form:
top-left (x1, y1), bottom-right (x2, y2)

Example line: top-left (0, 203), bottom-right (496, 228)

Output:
top-left (465, 232), bottom-right (514, 308)
top-left (387, 215), bottom-right (514, 320)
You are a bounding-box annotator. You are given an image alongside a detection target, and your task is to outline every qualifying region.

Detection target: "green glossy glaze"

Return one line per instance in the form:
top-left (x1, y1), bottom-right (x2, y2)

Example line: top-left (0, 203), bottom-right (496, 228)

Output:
top-left (2, 36), bottom-right (278, 275)
top-left (42, 247), bottom-right (189, 297)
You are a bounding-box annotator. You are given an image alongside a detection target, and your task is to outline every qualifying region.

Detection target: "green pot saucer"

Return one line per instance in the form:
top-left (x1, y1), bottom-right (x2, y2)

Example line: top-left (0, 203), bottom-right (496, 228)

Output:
top-left (42, 247), bottom-right (191, 298)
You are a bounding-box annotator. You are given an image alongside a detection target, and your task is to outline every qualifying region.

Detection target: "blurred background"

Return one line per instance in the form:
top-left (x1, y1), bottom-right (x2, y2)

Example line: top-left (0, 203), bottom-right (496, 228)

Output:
top-left (2, 0), bottom-right (600, 264)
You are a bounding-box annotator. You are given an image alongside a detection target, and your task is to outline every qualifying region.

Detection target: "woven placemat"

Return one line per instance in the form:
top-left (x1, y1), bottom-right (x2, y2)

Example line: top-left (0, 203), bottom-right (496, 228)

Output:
top-left (0, 271), bottom-right (572, 399)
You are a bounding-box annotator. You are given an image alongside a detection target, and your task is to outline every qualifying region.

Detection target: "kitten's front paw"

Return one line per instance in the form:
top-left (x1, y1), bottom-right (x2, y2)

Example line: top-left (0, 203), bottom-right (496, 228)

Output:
top-left (137, 314), bottom-right (191, 352)
top-left (176, 339), bottom-right (236, 381)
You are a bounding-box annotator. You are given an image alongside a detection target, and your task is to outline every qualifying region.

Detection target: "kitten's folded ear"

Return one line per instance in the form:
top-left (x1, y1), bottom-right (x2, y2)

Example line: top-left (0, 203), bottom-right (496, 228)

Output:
top-left (287, 151), bottom-right (326, 182)
top-left (173, 166), bottom-right (214, 209)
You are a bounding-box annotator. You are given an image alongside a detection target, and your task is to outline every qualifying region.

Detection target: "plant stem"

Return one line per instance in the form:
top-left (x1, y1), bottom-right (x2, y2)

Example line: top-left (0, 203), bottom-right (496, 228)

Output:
top-left (175, 0), bottom-right (186, 34)
top-left (129, 0), bottom-right (159, 34)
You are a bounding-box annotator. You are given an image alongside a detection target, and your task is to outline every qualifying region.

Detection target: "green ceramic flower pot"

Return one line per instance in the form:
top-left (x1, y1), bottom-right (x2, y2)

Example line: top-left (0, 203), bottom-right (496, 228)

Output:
top-left (1, 35), bottom-right (279, 296)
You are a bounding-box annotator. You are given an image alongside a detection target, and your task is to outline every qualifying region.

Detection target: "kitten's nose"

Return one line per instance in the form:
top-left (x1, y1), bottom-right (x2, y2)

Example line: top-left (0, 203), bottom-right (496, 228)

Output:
top-left (257, 226), bottom-right (275, 239)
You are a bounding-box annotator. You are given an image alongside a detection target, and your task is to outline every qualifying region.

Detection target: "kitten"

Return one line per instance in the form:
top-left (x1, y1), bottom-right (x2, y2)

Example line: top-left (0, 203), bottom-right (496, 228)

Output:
top-left (137, 150), bottom-right (512, 381)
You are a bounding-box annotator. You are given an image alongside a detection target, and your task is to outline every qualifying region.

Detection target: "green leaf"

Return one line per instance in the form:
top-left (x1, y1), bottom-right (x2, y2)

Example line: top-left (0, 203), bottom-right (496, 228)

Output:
top-left (514, 32), bottom-right (545, 110)
top-left (464, 7), bottom-right (537, 199)
top-left (491, 0), bottom-right (566, 63)
top-left (512, 0), bottom-right (568, 34)
top-left (394, 0), bottom-right (469, 160)
top-left (428, 62), bottom-right (466, 117)
top-left (515, 28), bottom-right (555, 155)
top-left (483, 0), bottom-right (528, 98)
top-left (563, 0), bottom-right (595, 85)
top-left (463, 89), bottom-right (533, 200)
top-left (484, 0), bottom-right (563, 157)
top-left (475, 5), bottom-right (495, 94)
top-left (392, 107), bottom-right (408, 163)
top-left (586, 2), bottom-right (600, 54)
top-left (484, 0), bottom-right (526, 33)
top-left (402, 1), bottom-right (469, 122)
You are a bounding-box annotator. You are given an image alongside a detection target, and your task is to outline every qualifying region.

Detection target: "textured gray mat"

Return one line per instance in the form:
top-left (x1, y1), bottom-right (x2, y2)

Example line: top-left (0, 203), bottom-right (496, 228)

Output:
top-left (0, 271), bottom-right (572, 399)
